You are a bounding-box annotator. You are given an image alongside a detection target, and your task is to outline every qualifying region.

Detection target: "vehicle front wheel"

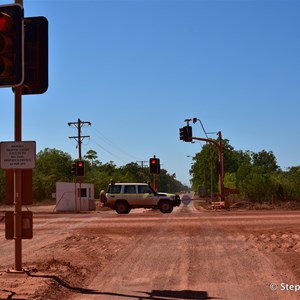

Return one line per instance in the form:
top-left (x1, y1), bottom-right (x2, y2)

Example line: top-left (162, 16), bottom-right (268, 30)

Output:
top-left (115, 201), bottom-right (131, 214)
top-left (159, 200), bottom-right (173, 213)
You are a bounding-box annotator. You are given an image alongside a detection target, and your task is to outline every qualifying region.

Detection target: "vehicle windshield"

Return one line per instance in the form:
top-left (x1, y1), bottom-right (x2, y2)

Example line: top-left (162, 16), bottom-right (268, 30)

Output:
top-left (108, 185), bottom-right (121, 194)
top-left (137, 184), bottom-right (156, 194)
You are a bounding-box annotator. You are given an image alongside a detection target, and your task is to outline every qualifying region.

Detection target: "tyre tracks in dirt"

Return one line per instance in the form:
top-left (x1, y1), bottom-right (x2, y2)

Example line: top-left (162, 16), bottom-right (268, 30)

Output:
top-left (71, 205), bottom-right (300, 300)
top-left (0, 203), bottom-right (299, 300)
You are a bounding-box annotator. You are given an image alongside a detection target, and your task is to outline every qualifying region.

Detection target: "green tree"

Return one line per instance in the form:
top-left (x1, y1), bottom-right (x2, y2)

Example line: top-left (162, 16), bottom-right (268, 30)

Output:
top-left (190, 143), bottom-right (217, 195)
top-left (84, 149), bottom-right (100, 167)
top-left (273, 166), bottom-right (300, 200)
top-left (189, 139), bottom-right (247, 195)
top-left (120, 162), bottom-right (150, 183)
top-left (236, 164), bottom-right (272, 202)
top-left (252, 150), bottom-right (279, 172)
top-left (189, 135), bottom-right (288, 202)
top-left (98, 161), bottom-right (118, 192)
top-left (33, 148), bottom-right (73, 200)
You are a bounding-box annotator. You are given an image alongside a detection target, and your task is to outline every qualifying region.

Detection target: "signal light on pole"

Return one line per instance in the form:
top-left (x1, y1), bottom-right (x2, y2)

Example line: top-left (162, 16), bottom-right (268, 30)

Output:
top-left (179, 127), bottom-right (185, 141)
top-left (0, 4), bottom-right (23, 87)
top-left (179, 125), bottom-right (193, 142)
top-left (22, 16), bottom-right (48, 95)
top-left (76, 160), bottom-right (85, 177)
top-left (185, 125), bottom-right (193, 142)
top-left (149, 157), bottom-right (160, 174)
top-left (71, 162), bottom-right (76, 176)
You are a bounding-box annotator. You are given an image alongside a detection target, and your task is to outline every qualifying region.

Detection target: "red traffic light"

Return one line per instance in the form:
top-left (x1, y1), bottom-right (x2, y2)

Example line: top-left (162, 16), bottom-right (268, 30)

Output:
top-left (149, 157), bottom-right (160, 174)
top-left (0, 13), bottom-right (12, 32)
top-left (76, 160), bottom-right (85, 177)
top-left (0, 4), bottom-right (23, 87)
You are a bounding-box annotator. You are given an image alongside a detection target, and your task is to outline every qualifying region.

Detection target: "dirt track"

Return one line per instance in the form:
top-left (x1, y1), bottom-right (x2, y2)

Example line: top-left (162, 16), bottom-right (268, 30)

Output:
top-left (0, 200), bottom-right (299, 299)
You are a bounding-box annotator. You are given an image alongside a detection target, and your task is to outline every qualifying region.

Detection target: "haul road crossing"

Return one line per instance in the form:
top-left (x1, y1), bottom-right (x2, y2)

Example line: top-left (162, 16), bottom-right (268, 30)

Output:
top-left (0, 197), bottom-right (299, 300)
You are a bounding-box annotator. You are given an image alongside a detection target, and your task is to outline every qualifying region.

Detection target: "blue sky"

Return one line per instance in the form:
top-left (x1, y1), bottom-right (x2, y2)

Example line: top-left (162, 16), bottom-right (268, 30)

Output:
top-left (0, 0), bottom-right (299, 186)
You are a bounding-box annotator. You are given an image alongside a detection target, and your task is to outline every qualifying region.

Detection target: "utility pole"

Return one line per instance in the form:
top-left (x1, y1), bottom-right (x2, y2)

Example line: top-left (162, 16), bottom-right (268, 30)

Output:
top-left (68, 118), bottom-right (91, 159)
top-left (68, 118), bottom-right (91, 211)
top-left (136, 160), bottom-right (148, 169)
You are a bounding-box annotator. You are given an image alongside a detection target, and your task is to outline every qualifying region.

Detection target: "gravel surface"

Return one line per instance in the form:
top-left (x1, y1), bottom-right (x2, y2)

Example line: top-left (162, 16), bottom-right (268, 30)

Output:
top-left (0, 200), bottom-right (299, 299)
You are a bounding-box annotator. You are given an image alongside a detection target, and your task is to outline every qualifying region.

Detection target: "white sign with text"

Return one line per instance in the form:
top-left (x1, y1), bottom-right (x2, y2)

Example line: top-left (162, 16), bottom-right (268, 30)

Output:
top-left (0, 141), bottom-right (36, 169)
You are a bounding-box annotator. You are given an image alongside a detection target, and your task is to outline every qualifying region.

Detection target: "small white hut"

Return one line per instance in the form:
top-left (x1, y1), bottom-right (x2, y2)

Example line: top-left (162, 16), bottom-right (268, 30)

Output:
top-left (55, 182), bottom-right (95, 211)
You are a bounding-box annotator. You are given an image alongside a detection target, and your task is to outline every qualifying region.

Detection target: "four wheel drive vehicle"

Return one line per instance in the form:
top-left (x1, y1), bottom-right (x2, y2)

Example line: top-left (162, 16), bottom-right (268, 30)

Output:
top-left (100, 182), bottom-right (181, 214)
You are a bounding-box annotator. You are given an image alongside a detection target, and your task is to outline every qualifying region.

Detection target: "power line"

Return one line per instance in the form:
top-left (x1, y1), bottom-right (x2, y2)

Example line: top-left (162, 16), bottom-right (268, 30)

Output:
top-left (87, 125), bottom-right (142, 162)
top-left (88, 137), bottom-right (126, 163)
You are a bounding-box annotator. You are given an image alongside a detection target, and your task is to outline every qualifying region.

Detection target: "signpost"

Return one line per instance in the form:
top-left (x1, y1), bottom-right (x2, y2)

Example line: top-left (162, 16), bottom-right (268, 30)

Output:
top-left (0, 0), bottom-right (48, 272)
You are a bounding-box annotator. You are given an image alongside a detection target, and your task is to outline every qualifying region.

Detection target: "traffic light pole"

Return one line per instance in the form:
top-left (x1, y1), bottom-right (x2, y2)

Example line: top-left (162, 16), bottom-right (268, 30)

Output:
top-left (14, 87), bottom-right (23, 272)
top-left (79, 177), bottom-right (82, 211)
top-left (153, 174), bottom-right (157, 191)
top-left (12, 0), bottom-right (23, 273)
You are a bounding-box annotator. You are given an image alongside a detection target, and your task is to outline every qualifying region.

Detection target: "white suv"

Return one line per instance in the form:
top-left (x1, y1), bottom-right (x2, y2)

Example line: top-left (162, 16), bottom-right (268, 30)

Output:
top-left (100, 182), bottom-right (181, 214)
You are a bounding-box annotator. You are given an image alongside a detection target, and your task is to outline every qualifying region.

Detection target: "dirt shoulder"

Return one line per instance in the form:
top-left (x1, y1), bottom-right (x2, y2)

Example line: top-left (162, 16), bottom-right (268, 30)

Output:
top-left (0, 215), bottom-right (131, 300)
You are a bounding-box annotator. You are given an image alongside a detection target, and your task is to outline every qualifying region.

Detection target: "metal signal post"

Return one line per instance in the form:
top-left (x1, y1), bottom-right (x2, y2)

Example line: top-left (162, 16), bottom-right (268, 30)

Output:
top-left (13, 0), bottom-right (23, 272)
top-left (12, 0), bottom-right (23, 273)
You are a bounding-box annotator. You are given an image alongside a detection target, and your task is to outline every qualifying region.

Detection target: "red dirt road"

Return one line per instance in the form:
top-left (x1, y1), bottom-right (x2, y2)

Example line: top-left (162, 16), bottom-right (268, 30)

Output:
top-left (0, 201), bottom-right (299, 299)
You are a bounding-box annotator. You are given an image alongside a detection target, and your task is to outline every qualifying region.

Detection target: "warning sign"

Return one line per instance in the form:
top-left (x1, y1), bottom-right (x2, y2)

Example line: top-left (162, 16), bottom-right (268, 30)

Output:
top-left (0, 141), bottom-right (36, 169)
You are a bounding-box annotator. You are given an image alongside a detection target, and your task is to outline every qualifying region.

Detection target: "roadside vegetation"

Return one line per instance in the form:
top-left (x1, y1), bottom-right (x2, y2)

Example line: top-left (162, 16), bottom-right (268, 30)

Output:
top-left (1, 141), bottom-right (299, 205)
top-left (0, 148), bottom-right (188, 203)
top-left (190, 138), bottom-right (300, 204)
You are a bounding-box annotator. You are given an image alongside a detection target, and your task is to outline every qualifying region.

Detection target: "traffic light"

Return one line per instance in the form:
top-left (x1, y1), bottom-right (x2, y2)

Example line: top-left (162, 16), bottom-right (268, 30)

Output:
top-left (179, 127), bottom-right (185, 141)
top-left (179, 126), bottom-right (193, 142)
top-left (71, 162), bottom-right (76, 176)
top-left (149, 158), bottom-right (160, 174)
top-left (76, 160), bottom-right (85, 177)
top-left (22, 16), bottom-right (48, 95)
top-left (185, 125), bottom-right (192, 142)
top-left (0, 4), bottom-right (23, 87)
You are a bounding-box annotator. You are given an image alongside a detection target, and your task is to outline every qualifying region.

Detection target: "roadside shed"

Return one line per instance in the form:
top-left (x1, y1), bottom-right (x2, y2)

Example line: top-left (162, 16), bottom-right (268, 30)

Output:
top-left (55, 182), bottom-right (95, 212)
